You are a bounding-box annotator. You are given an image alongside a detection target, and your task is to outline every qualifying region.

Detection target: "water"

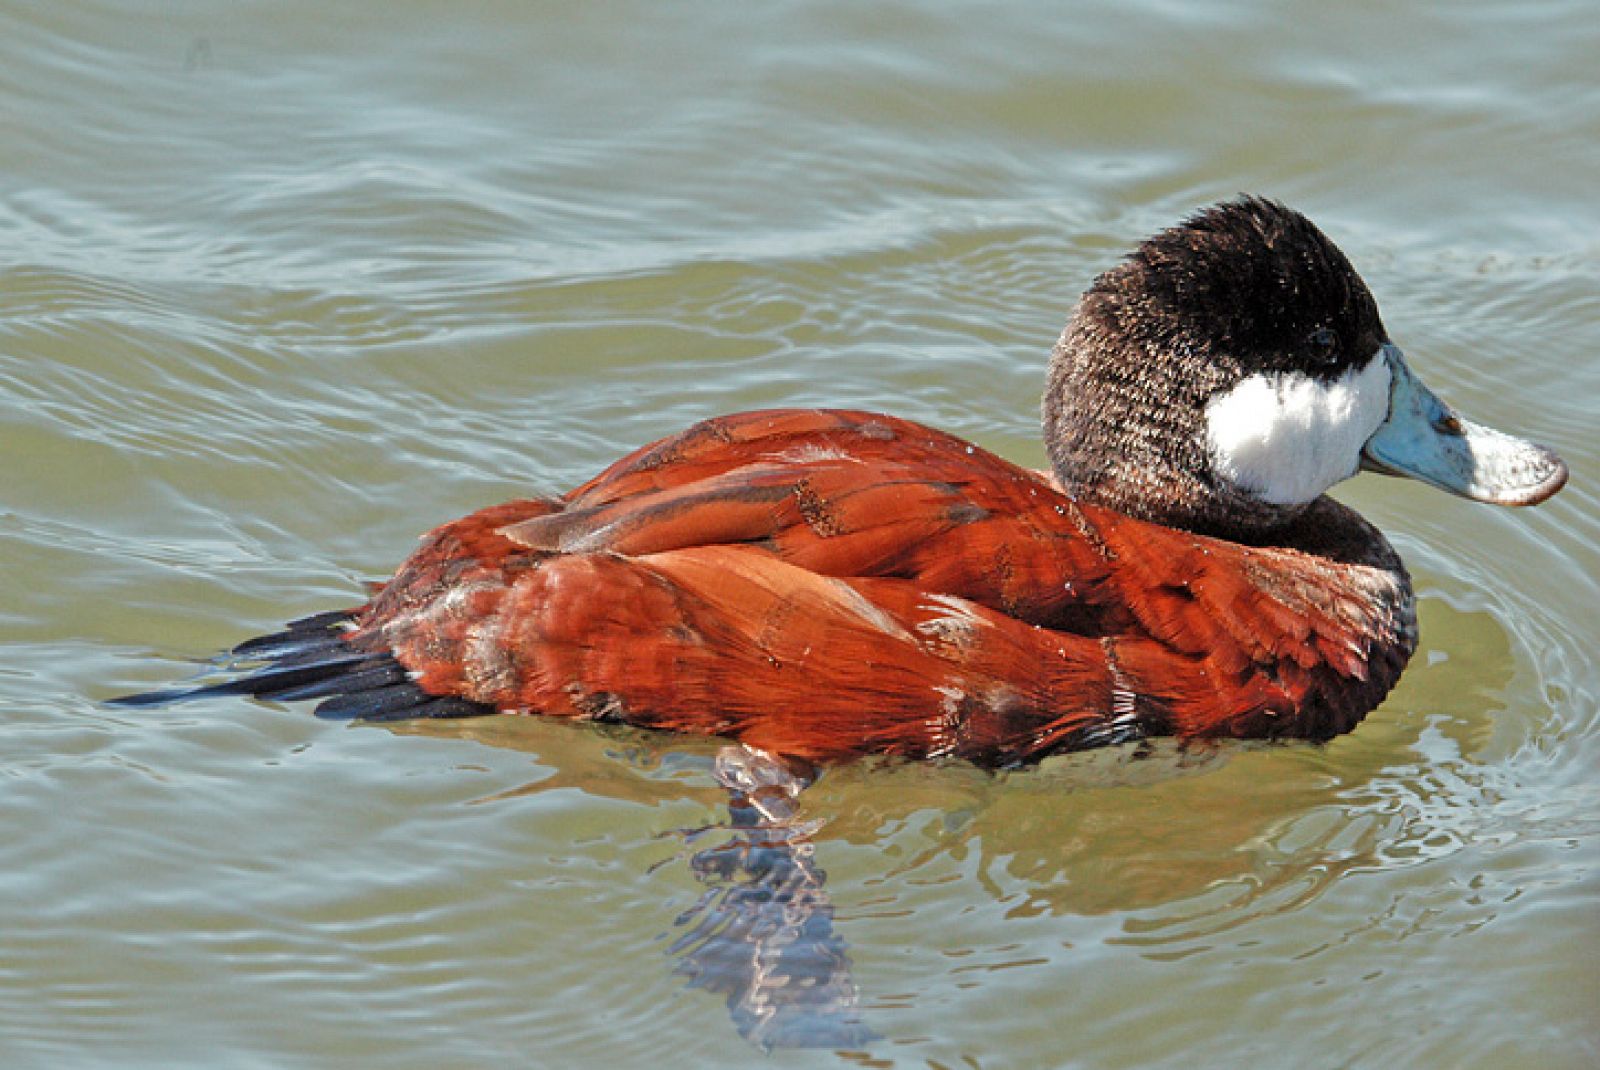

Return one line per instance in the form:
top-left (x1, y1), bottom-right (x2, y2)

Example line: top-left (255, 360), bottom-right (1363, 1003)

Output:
top-left (3, 1), bottom-right (1597, 1066)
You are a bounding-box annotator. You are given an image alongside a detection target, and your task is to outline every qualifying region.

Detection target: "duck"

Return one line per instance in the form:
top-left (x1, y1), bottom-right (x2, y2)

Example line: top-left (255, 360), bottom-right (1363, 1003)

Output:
top-left (115, 197), bottom-right (1568, 767)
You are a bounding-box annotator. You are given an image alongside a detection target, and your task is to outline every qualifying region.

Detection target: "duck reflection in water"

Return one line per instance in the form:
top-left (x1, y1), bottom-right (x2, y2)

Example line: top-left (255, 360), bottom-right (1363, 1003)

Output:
top-left (669, 746), bottom-right (877, 1051)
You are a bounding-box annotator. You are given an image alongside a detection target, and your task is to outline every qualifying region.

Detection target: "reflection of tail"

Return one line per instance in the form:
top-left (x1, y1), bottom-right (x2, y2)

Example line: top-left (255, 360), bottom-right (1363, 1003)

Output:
top-left (670, 747), bottom-right (877, 1051)
top-left (108, 611), bottom-right (489, 722)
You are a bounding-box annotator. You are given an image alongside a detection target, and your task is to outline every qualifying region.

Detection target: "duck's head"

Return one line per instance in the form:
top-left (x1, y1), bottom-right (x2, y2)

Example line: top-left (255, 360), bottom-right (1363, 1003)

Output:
top-left (1043, 196), bottom-right (1568, 539)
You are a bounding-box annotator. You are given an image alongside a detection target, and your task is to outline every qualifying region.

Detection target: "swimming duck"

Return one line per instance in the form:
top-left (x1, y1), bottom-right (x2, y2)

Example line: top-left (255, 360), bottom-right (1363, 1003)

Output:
top-left (117, 197), bottom-right (1567, 766)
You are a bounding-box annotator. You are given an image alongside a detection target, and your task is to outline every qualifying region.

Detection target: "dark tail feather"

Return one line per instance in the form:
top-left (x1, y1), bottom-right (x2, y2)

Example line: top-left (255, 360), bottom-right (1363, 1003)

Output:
top-left (230, 609), bottom-right (358, 658)
top-left (109, 610), bottom-right (492, 723)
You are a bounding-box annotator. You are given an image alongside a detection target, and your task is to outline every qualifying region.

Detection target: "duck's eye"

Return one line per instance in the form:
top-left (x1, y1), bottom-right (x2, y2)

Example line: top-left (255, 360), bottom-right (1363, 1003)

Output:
top-left (1308, 327), bottom-right (1340, 363)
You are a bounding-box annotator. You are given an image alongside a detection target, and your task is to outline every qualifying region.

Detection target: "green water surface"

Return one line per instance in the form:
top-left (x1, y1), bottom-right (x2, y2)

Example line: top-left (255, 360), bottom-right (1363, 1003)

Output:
top-left (2, 2), bottom-right (1597, 1067)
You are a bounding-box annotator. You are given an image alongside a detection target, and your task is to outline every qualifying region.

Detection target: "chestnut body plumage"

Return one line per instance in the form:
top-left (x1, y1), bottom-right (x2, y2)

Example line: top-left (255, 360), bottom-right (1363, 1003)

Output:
top-left (115, 199), bottom-right (1567, 766)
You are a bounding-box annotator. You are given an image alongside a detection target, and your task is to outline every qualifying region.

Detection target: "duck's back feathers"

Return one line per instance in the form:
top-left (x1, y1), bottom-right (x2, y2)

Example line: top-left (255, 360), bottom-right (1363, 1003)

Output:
top-left (272, 409), bottom-right (1412, 764)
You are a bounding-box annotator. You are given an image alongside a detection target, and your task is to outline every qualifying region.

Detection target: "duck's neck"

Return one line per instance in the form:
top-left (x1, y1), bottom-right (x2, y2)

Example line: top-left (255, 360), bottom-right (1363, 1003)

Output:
top-left (1268, 496), bottom-right (1406, 574)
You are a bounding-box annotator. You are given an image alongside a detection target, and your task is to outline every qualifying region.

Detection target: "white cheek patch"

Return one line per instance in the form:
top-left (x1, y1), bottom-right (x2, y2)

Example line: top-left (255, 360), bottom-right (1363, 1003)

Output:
top-left (1205, 351), bottom-right (1392, 506)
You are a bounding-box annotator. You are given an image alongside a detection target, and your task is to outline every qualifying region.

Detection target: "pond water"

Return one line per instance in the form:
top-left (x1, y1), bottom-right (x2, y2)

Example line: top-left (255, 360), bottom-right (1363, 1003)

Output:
top-left (3, 1), bottom-right (1597, 1067)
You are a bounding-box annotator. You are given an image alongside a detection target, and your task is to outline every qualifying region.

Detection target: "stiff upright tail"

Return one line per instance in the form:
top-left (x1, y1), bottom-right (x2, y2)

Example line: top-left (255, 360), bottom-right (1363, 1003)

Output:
top-left (109, 610), bottom-right (490, 722)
